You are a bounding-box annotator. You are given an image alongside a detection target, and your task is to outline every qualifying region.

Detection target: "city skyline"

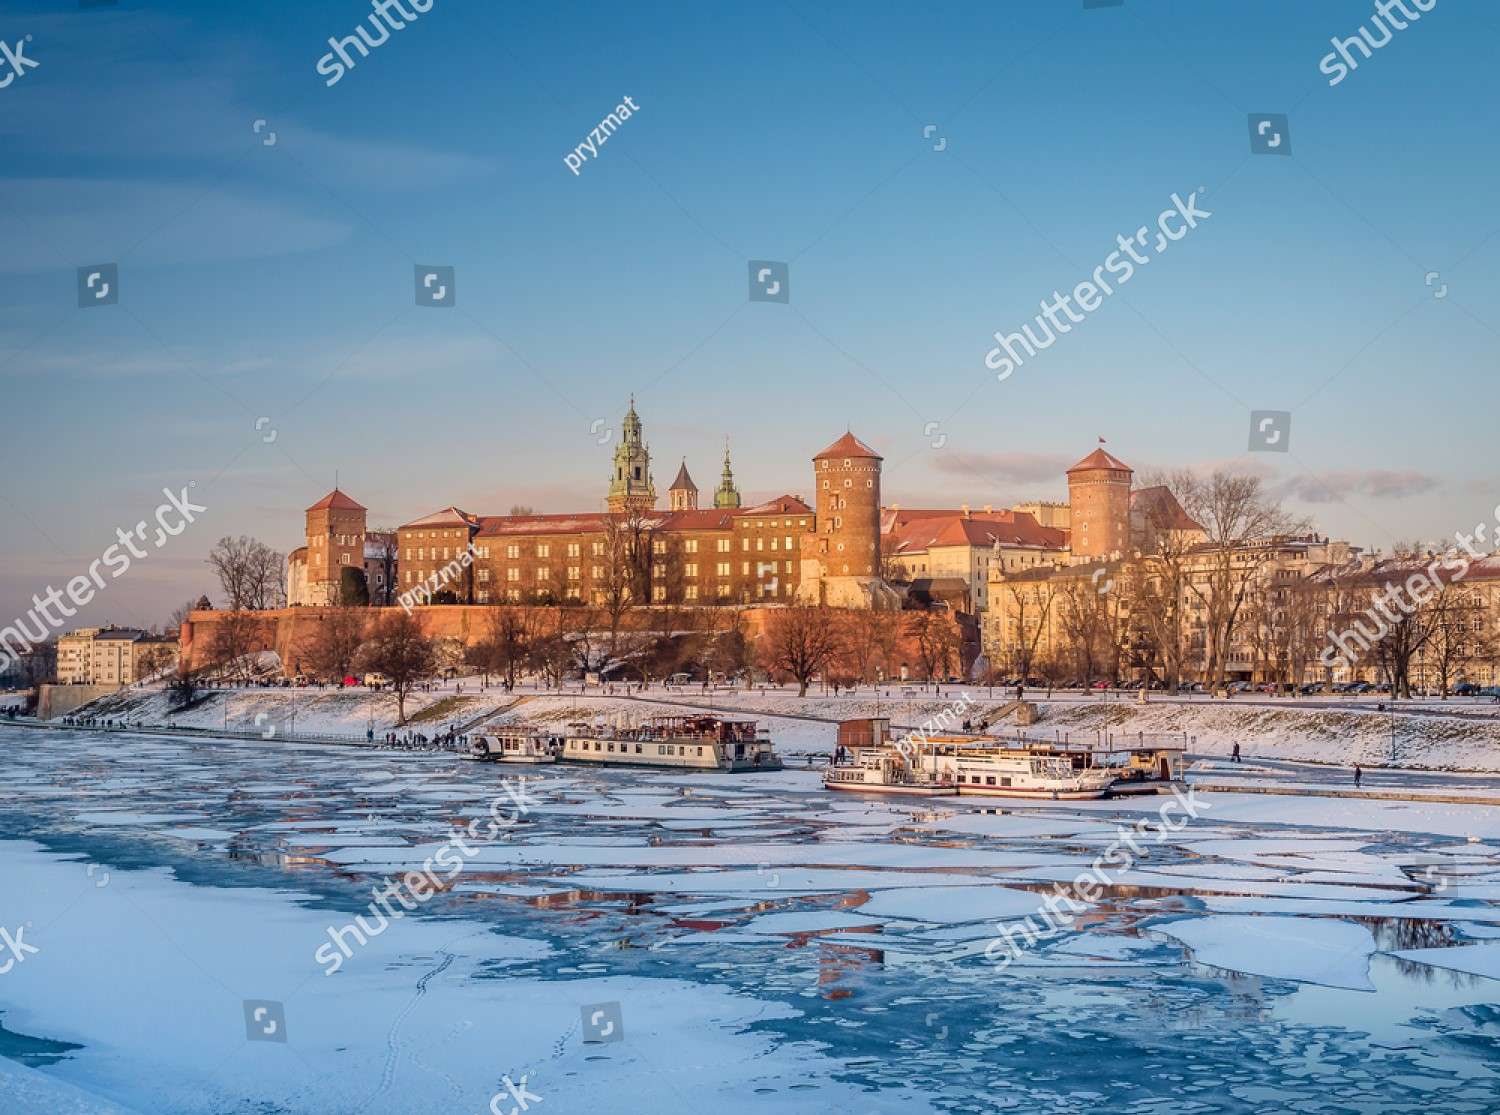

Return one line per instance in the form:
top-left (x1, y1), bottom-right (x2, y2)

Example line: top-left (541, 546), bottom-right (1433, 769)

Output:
top-left (3, 0), bottom-right (1494, 628)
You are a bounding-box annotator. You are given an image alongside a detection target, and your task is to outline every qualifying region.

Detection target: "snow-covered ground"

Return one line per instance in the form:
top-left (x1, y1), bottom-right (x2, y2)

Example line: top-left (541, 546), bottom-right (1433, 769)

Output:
top-left (1, 723), bottom-right (1499, 1112)
top-left (63, 678), bottom-right (1500, 771)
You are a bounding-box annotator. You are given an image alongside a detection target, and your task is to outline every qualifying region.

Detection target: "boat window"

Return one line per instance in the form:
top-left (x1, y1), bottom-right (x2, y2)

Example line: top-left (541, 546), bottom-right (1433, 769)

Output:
top-left (1000, 777), bottom-right (1011, 787)
top-left (607, 743), bottom-right (615, 752)
top-left (986, 776), bottom-right (996, 786)
top-left (635, 744), bottom-right (643, 754)
top-left (595, 742), bottom-right (602, 752)
top-left (696, 746), bottom-right (703, 756)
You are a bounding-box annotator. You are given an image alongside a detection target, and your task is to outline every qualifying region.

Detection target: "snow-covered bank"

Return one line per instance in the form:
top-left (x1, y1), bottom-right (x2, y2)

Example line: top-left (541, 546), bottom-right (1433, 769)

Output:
top-left (61, 680), bottom-right (1500, 770)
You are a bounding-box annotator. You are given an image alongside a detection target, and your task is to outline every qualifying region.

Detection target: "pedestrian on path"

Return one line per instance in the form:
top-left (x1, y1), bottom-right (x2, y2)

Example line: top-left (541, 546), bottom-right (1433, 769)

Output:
top-left (1354, 764), bottom-right (1363, 788)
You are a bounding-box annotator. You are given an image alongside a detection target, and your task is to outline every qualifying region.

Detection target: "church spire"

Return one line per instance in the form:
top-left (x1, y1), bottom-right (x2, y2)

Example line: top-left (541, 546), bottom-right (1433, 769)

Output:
top-left (714, 438), bottom-right (741, 509)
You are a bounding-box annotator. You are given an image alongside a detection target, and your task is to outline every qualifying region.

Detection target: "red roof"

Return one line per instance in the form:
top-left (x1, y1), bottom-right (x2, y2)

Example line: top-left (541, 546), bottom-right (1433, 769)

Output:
top-left (399, 506), bottom-right (479, 530)
top-left (736, 495), bottom-right (812, 517)
top-left (884, 509), bottom-right (1067, 553)
top-left (814, 432), bottom-right (882, 460)
top-left (307, 488), bottom-right (365, 512)
top-left (1131, 485), bottom-right (1202, 532)
top-left (1067, 447), bottom-right (1132, 474)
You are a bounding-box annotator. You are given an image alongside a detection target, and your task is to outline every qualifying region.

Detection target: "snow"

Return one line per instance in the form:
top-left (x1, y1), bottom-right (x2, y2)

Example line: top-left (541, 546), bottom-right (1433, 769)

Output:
top-left (1150, 914), bottom-right (1378, 991)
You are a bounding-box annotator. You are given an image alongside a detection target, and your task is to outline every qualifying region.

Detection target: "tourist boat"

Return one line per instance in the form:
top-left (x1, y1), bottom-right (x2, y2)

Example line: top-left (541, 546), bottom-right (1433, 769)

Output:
top-left (560, 714), bottom-right (782, 772)
top-left (467, 727), bottom-right (562, 764)
top-left (823, 718), bottom-right (1182, 800)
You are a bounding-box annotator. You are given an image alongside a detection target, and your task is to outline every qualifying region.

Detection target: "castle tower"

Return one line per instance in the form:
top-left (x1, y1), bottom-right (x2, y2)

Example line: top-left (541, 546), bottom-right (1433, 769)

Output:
top-left (1066, 445), bottom-right (1132, 560)
top-left (713, 440), bottom-right (741, 509)
top-left (606, 397), bottom-right (657, 514)
top-left (800, 431), bottom-right (884, 606)
top-left (668, 459), bottom-right (698, 511)
top-left (305, 488), bottom-right (367, 605)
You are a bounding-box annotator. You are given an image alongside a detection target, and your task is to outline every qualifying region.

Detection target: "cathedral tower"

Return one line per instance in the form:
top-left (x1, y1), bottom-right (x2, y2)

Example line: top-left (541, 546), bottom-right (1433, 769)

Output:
top-left (606, 398), bottom-right (657, 514)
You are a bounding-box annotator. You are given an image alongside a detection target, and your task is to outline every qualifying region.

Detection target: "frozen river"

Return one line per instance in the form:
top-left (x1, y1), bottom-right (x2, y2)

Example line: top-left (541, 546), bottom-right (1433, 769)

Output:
top-left (1, 725), bottom-right (1499, 1113)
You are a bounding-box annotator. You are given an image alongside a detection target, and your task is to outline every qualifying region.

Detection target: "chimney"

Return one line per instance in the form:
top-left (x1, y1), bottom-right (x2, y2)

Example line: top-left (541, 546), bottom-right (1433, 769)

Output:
top-left (961, 504), bottom-right (970, 518)
top-left (983, 505), bottom-right (992, 514)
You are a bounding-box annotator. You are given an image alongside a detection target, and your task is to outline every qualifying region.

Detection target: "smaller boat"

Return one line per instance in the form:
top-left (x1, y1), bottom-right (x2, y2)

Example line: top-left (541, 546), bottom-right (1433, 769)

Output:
top-left (467, 727), bottom-right (562, 764)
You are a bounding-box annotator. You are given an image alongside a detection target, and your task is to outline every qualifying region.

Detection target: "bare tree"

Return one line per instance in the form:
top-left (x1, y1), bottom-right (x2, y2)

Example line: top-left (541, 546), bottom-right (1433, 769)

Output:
top-left (761, 606), bottom-right (842, 696)
top-left (358, 611), bottom-right (438, 723)
top-left (1174, 471), bottom-right (1305, 690)
top-left (906, 610), bottom-right (962, 682)
top-left (208, 537), bottom-right (285, 610)
top-left (1003, 582), bottom-right (1052, 682)
top-left (468, 607), bottom-right (535, 691)
top-left (367, 529), bottom-right (399, 606)
top-left (842, 609), bottom-right (898, 684)
top-left (300, 607), bottom-right (368, 682)
top-left (207, 612), bottom-right (270, 681)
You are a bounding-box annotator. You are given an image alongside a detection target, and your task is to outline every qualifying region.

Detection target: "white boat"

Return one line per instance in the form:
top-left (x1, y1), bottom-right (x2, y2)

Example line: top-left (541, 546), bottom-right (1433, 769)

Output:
top-left (561, 714), bottom-right (782, 772)
top-left (823, 717), bottom-right (1181, 800)
top-left (468, 728), bottom-right (561, 764)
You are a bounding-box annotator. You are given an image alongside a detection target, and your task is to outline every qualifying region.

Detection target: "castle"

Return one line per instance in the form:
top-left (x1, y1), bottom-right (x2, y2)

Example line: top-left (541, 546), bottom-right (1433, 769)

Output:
top-left (288, 406), bottom-right (1181, 617)
top-left (288, 404), bottom-right (897, 609)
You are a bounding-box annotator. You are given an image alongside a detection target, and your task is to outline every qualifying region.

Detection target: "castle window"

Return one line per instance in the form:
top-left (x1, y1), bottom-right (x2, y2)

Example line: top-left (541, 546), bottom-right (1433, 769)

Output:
top-left (537, 568), bottom-right (549, 581)
top-left (568, 567), bottom-right (580, 580)
top-left (567, 543), bottom-right (580, 557)
top-left (507, 568), bottom-right (520, 582)
top-left (634, 466), bottom-right (641, 480)
top-left (685, 539), bottom-right (698, 553)
top-left (537, 544), bottom-right (550, 558)
top-left (507, 544), bottom-right (520, 559)
top-left (718, 539), bottom-right (730, 552)
top-left (592, 565), bottom-right (603, 578)
top-left (843, 459), bottom-right (850, 467)
top-left (685, 585), bottom-right (698, 600)
top-left (685, 563), bottom-right (697, 577)
top-left (844, 479), bottom-right (852, 488)
top-left (593, 541), bottom-right (605, 556)
top-left (785, 536), bottom-right (793, 550)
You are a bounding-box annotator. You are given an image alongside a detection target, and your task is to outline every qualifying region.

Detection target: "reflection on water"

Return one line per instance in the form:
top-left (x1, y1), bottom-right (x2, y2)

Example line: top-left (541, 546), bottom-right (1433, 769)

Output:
top-left (0, 1016), bottom-right (83, 1068)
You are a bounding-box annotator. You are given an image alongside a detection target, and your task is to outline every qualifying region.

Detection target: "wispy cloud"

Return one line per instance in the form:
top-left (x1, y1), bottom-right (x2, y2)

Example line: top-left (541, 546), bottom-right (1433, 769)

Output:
top-left (1277, 470), bottom-right (1440, 504)
top-left (930, 451), bottom-right (1074, 486)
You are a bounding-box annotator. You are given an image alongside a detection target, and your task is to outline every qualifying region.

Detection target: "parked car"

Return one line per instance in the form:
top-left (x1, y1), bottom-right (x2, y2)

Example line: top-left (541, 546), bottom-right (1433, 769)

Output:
top-left (1454, 682), bottom-right (1479, 696)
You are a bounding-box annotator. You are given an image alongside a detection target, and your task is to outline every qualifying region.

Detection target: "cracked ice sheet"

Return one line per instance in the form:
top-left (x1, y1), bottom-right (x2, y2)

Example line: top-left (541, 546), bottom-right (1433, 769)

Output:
top-left (1150, 914), bottom-right (1377, 991)
top-left (545, 868), bottom-right (1001, 894)
top-left (323, 840), bottom-right (1087, 872)
top-left (1199, 894), bottom-right (1500, 923)
top-left (1390, 943), bottom-right (1500, 981)
top-left (857, 885), bottom-right (1046, 923)
top-left (0, 840), bottom-right (938, 1115)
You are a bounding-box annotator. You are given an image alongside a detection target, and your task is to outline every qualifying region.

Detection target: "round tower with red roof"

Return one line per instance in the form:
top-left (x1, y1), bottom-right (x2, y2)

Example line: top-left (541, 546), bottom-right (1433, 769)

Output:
top-left (1066, 446), bottom-right (1132, 560)
top-left (799, 432), bottom-right (887, 606)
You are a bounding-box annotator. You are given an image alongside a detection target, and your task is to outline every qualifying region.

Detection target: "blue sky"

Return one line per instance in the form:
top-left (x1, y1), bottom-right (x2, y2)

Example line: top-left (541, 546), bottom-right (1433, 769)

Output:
top-left (1, 0), bottom-right (1495, 628)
